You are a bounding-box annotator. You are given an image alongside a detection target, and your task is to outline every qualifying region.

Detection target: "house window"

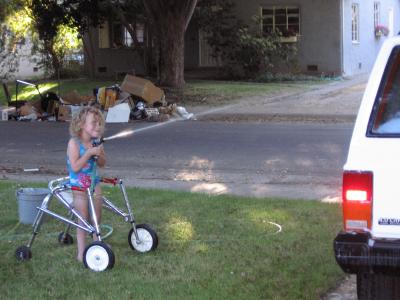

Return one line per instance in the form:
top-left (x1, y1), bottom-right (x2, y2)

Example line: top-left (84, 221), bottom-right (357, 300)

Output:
top-left (261, 6), bottom-right (300, 37)
top-left (112, 23), bottom-right (145, 48)
top-left (374, 2), bottom-right (380, 28)
top-left (98, 21), bottom-right (145, 49)
top-left (112, 23), bottom-right (124, 47)
top-left (135, 23), bottom-right (145, 43)
top-left (123, 27), bottom-right (133, 47)
top-left (351, 4), bottom-right (359, 43)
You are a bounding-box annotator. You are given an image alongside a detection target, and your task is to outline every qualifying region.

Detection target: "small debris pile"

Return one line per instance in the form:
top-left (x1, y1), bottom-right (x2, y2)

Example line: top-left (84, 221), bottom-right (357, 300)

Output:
top-left (1, 75), bottom-right (194, 123)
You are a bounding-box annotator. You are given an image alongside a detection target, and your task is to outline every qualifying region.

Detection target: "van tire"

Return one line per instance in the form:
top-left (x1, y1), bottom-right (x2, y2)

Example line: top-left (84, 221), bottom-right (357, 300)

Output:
top-left (357, 272), bottom-right (400, 300)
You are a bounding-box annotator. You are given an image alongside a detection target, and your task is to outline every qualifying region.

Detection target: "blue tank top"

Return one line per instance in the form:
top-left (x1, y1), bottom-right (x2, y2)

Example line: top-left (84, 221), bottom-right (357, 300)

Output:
top-left (67, 139), bottom-right (99, 189)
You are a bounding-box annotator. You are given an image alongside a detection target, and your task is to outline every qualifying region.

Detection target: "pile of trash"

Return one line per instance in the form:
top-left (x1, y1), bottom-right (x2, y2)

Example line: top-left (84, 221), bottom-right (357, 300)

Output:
top-left (1, 75), bottom-right (194, 123)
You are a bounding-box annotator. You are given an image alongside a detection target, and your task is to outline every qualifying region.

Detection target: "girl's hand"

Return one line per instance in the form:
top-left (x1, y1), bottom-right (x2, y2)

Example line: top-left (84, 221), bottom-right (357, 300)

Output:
top-left (87, 144), bottom-right (105, 165)
top-left (87, 145), bottom-right (103, 157)
top-left (98, 145), bottom-right (105, 157)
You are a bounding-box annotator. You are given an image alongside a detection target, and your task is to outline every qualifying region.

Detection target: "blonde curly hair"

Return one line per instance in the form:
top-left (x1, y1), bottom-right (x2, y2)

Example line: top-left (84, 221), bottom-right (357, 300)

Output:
top-left (69, 106), bottom-right (105, 138)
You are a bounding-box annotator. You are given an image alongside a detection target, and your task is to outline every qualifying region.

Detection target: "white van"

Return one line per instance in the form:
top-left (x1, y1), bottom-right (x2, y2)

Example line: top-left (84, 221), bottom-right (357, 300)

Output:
top-left (334, 36), bottom-right (400, 299)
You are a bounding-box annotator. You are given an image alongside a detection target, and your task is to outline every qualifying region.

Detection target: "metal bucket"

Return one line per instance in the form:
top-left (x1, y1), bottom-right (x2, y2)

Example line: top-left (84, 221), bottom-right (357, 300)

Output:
top-left (16, 188), bottom-right (50, 224)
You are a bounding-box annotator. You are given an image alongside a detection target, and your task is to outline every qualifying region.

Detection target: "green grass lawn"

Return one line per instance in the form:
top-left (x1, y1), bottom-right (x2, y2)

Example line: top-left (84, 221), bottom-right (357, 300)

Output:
top-left (0, 78), bottom-right (322, 107)
top-left (180, 80), bottom-right (317, 106)
top-left (0, 180), bottom-right (344, 299)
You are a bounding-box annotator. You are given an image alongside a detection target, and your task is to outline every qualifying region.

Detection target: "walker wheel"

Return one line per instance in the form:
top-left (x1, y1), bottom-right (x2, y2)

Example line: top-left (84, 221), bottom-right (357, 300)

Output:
top-left (83, 241), bottom-right (114, 272)
top-left (128, 224), bottom-right (158, 253)
top-left (58, 232), bottom-right (74, 245)
top-left (15, 246), bottom-right (32, 261)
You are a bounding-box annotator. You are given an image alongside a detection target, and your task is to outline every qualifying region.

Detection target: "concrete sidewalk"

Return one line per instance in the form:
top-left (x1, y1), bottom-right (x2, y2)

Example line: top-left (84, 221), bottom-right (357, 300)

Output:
top-left (190, 73), bottom-right (369, 123)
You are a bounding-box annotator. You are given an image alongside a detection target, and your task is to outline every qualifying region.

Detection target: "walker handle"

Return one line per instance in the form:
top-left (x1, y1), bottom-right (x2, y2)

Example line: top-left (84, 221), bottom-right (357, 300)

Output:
top-left (71, 186), bottom-right (85, 192)
top-left (101, 177), bottom-right (119, 186)
top-left (49, 176), bottom-right (70, 191)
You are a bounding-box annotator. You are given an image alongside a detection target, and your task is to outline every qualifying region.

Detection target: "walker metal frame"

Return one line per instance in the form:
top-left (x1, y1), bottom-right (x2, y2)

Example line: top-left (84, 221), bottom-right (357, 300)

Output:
top-left (15, 176), bottom-right (158, 271)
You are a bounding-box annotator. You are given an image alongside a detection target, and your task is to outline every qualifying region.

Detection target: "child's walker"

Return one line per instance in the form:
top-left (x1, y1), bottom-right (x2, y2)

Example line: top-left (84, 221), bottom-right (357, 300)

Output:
top-left (15, 176), bottom-right (158, 272)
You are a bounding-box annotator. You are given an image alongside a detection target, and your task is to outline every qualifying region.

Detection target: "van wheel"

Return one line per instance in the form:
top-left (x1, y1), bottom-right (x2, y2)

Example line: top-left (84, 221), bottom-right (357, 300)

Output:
top-left (357, 272), bottom-right (400, 300)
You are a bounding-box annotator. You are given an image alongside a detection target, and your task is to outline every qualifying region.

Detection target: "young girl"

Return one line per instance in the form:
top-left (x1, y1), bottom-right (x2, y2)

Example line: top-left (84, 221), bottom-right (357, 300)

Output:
top-left (67, 106), bottom-right (106, 262)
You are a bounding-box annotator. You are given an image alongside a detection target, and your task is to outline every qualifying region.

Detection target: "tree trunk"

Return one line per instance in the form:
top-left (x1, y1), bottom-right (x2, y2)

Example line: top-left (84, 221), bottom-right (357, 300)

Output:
top-left (158, 19), bottom-right (185, 88)
top-left (144, 0), bottom-right (198, 88)
top-left (44, 40), bottom-right (60, 78)
top-left (83, 30), bottom-right (96, 78)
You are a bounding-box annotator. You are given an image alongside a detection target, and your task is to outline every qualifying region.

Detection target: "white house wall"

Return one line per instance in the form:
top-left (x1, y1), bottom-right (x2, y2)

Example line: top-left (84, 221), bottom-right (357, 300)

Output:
top-left (13, 52), bottom-right (43, 79)
top-left (342, 0), bottom-right (400, 76)
top-left (0, 38), bottom-right (44, 80)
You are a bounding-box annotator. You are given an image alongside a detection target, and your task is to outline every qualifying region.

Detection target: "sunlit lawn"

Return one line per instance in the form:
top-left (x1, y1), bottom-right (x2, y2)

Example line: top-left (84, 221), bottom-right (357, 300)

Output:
top-left (0, 180), bottom-right (344, 299)
top-left (0, 79), bottom-right (116, 105)
top-left (180, 80), bottom-right (317, 106)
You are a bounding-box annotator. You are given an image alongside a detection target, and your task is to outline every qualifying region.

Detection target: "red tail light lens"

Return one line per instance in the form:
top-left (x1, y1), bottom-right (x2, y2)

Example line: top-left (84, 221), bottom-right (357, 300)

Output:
top-left (342, 171), bottom-right (373, 231)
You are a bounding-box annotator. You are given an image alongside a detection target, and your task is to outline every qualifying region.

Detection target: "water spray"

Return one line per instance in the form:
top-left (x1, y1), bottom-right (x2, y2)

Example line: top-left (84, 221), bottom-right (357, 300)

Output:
top-left (90, 119), bottom-right (182, 192)
top-left (92, 116), bottom-right (185, 147)
top-left (91, 129), bottom-right (134, 147)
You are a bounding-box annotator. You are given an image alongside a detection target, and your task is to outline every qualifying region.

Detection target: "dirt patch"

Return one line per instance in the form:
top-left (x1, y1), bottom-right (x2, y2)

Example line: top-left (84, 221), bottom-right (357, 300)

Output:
top-left (322, 275), bottom-right (356, 300)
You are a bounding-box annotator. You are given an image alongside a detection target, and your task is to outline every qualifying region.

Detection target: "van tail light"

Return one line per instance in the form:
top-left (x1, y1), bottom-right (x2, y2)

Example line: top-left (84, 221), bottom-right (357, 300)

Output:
top-left (342, 171), bottom-right (373, 231)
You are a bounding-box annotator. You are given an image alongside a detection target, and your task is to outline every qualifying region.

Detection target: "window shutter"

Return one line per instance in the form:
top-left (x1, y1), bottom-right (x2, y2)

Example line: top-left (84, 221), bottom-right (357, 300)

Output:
top-left (99, 22), bottom-right (110, 49)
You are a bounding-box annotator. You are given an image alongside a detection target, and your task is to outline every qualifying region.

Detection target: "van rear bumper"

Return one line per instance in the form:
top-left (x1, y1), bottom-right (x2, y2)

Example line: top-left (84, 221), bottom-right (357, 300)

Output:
top-left (334, 231), bottom-right (400, 275)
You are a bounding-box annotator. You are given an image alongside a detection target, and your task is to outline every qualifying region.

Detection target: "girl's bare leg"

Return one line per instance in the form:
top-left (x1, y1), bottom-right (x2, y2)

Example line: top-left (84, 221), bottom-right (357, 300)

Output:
top-left (73, 190), bottom-right (89, 262)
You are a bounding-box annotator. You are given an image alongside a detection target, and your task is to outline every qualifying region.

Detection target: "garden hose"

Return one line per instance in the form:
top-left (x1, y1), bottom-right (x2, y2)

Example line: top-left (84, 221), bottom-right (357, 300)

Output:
top-left (100, 224), bottom-right (113, 240)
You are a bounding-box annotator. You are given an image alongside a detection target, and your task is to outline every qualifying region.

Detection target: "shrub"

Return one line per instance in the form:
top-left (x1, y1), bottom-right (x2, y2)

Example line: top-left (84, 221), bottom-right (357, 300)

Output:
top-left (196, 0), bottom-right (297, 79)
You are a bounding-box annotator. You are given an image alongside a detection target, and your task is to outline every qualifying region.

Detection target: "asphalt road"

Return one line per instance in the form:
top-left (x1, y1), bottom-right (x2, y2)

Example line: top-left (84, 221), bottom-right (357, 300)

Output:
top-left (0, 119), bottom-right (353, 200)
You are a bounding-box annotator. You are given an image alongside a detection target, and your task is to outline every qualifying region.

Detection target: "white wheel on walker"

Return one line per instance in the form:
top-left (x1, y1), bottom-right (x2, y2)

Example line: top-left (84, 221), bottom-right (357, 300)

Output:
top-left (83, 241), bottom-right (115, 272)
top-left (128, 224), bottom-right (158, 253)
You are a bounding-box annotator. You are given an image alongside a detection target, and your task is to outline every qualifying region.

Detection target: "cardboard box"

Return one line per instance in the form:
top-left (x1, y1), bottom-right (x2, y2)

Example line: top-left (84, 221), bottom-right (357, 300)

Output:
top-left (19, 103), bottom-right (36, 116)
top-left (32, 99), bottom-right (44, 114)
top-left (61, 90), bottom-right (89, 105)
top-left (120, 75), bottom-right (164, 106)
top-left (57, 105), bottom-right (71, 122)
